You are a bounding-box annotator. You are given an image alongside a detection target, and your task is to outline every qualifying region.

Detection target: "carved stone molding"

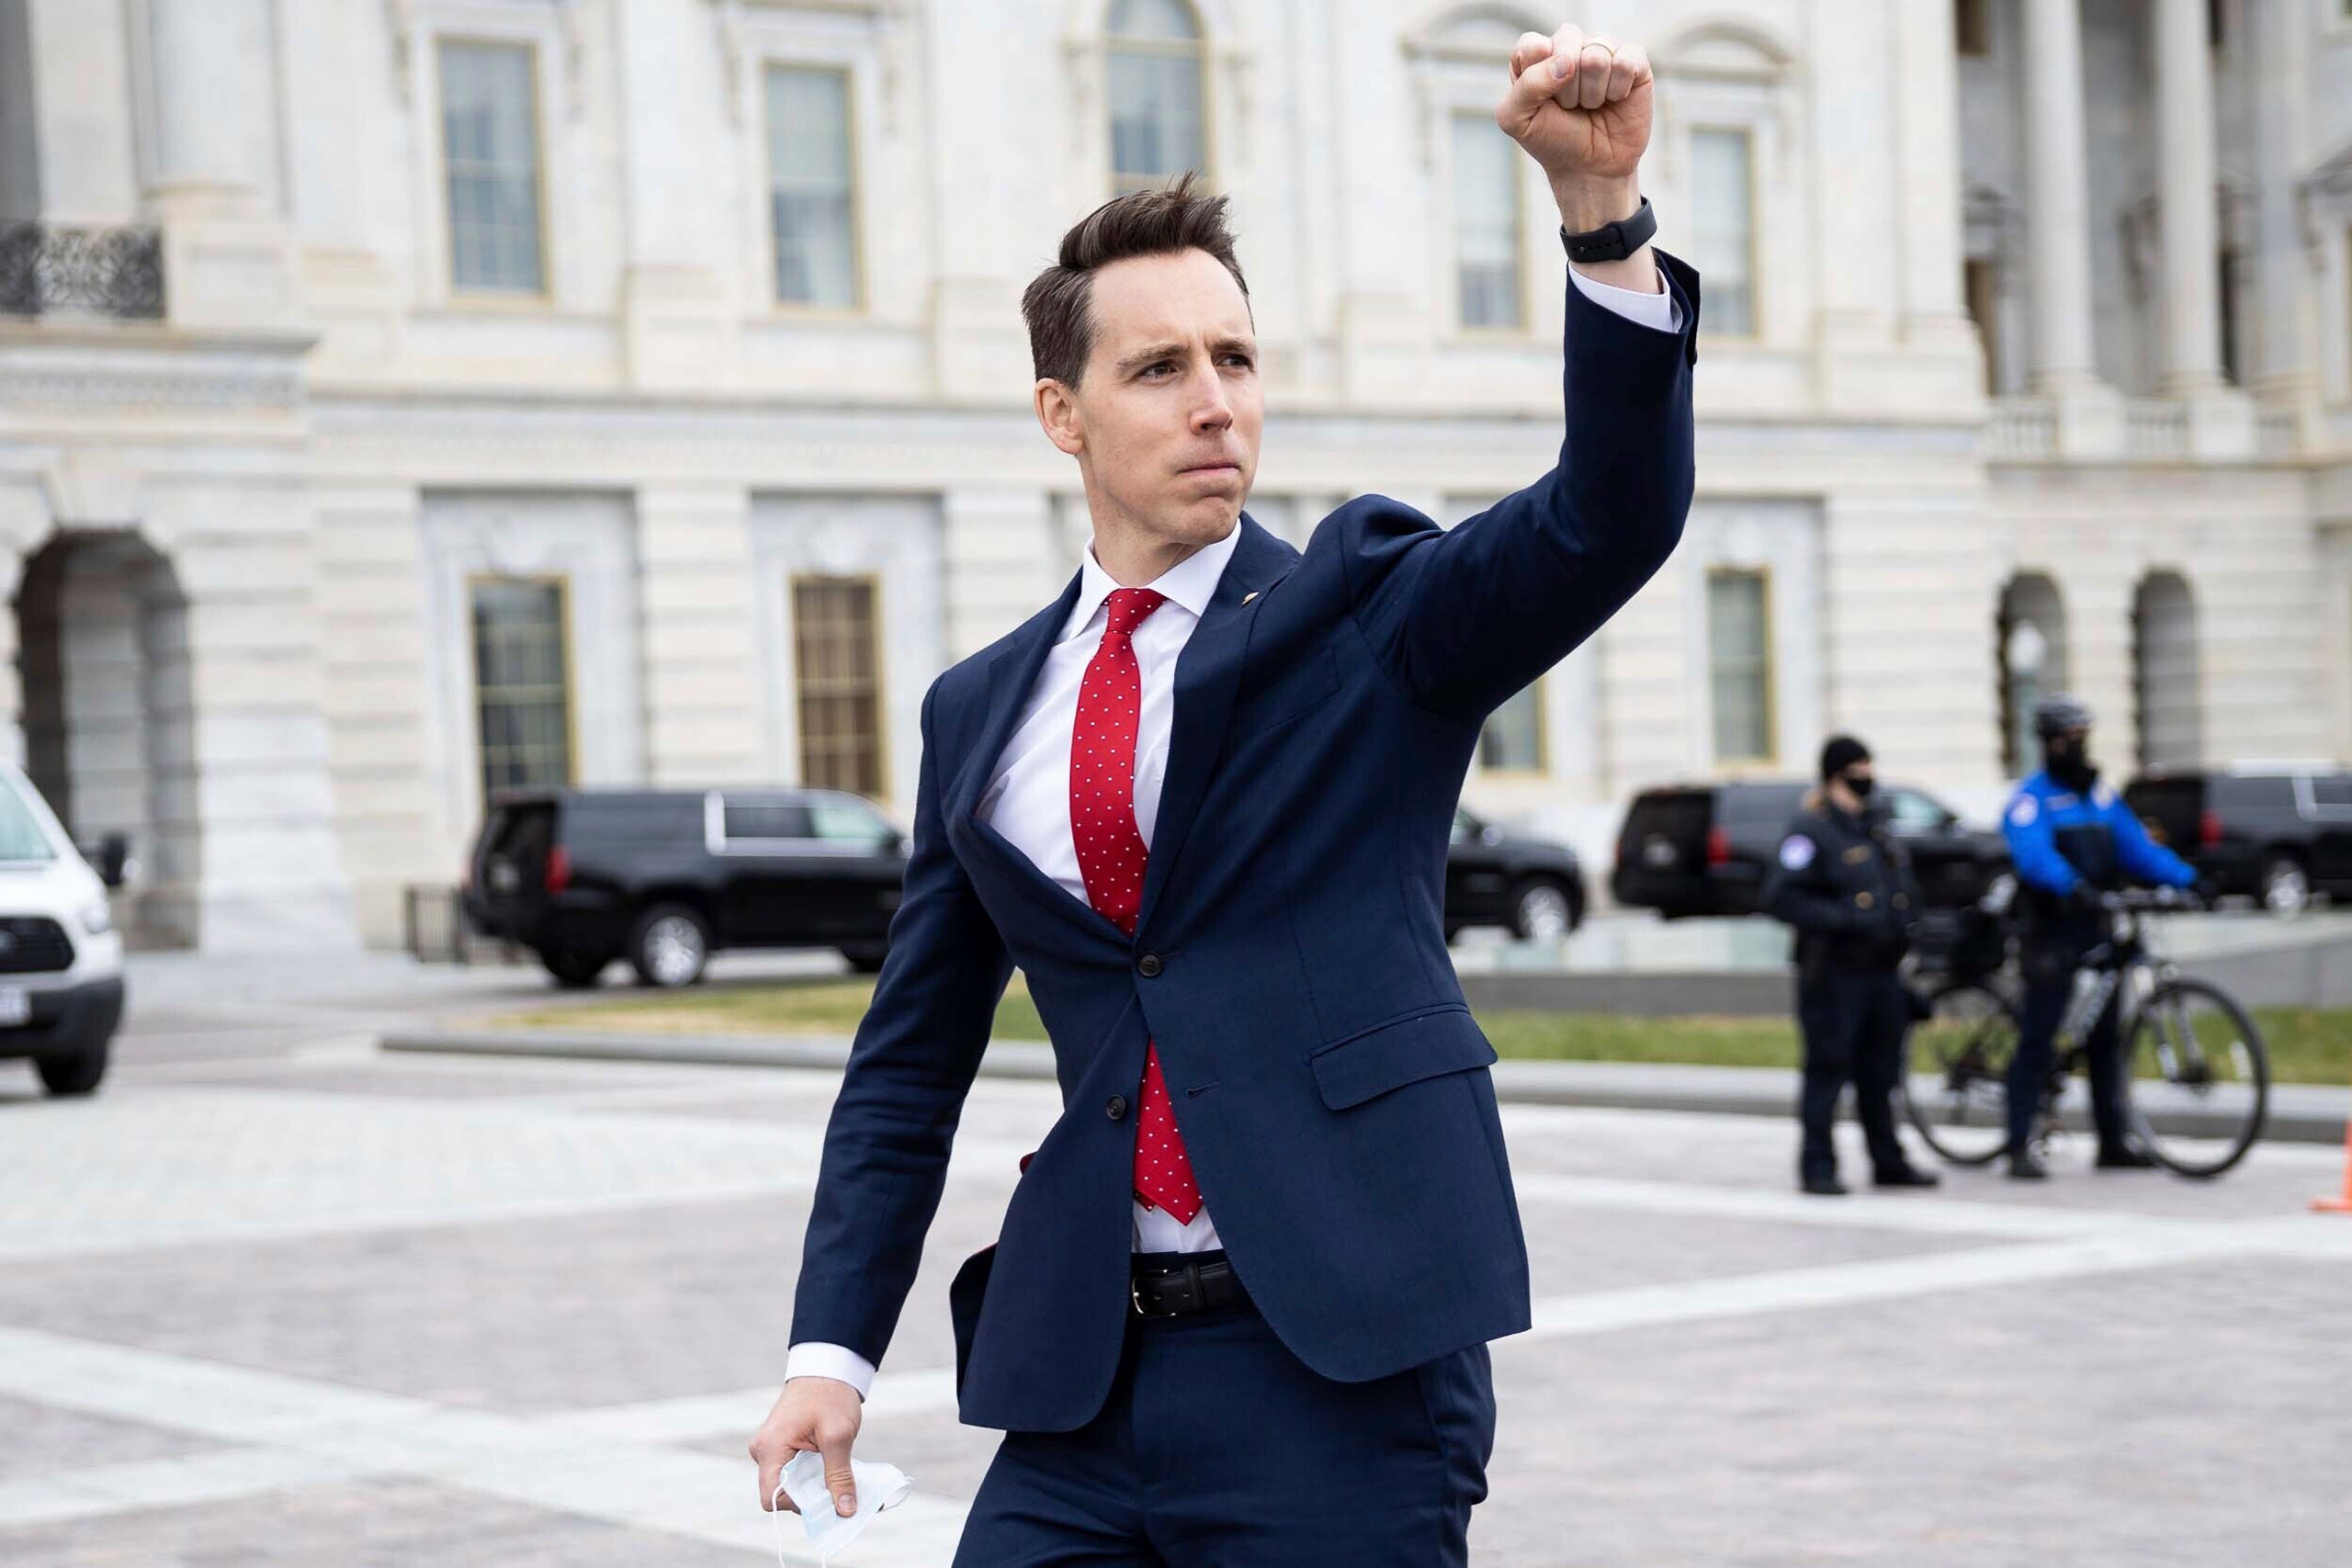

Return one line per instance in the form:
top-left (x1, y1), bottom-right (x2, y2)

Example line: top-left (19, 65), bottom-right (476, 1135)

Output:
top-left (0, 361), bottom-right (305, 412)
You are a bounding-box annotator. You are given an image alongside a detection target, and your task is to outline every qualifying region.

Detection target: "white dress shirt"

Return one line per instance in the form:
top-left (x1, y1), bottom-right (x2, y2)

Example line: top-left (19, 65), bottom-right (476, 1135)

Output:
top-left (785, 262), bottom-right (1679, 1399)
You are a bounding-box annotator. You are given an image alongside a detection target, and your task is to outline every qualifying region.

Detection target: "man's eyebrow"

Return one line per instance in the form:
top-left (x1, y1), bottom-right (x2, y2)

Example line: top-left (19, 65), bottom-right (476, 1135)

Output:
top-left (1113, 342), bottom-right (1184, 374)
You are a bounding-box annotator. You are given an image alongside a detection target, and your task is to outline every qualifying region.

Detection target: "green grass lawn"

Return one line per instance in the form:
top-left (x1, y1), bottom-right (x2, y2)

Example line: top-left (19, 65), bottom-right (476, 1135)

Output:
top-left (484, 976), bottom-right (2352, 1087)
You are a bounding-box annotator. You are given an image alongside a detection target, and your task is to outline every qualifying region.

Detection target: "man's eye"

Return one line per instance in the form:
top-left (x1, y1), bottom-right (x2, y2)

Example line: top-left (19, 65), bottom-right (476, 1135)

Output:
top-left (1221, 353), bottom-right (1255, 369)
top-left (1140, 362), bottom-right (1174, 378)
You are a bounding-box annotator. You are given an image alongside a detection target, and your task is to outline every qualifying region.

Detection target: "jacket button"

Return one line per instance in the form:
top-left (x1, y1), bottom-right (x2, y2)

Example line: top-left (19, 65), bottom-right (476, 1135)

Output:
top-left (1855, 891), bottom-right (1875, 909)
top-left (1106, 1094), bottom-right (1128, 1121)
top-left (1136, 953), bottom-right (1163, 977)
top-left (1894, 894), bottom-right (1909, 909)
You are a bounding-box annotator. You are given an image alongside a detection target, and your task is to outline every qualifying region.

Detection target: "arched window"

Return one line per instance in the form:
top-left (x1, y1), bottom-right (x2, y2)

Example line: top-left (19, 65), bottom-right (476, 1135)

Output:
top-left (1106, 0), bottom-right (1207, 193)
top-left (1997, 574), bottom-right (2067, 777)
top-left (2132, 571), bottom-right (2200, 771)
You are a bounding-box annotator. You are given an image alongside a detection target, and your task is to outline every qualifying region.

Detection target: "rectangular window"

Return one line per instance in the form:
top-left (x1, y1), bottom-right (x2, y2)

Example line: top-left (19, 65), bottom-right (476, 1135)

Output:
top-left (469, 578), bottom-right (572, 801)
top-left (1707, 570), bottom-right (1773, 764)
top-left (792, 576), bottom-right (884, 797)
top-left (1107, 40), bottom-right (1206, 193)
top-left (1452, 112), bottom-right (1523, 331)
top-left (439, 40), bottom-right (545, 295)
top-left (1690, 129), bottom-right (1756, 336)
top-left (1478, 682), bottom-right (1545, 773)
top-left (766, 65), bottom-right (859, 309)
top-left (1964, 256), bottom-right (2001, 391)
top-left (1956, 0), bottom-right (1992, 57)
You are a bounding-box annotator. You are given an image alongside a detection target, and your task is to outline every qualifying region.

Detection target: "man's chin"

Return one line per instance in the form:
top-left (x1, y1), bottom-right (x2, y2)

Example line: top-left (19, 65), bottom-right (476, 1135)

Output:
top-left (1155, 500), bottom-right (1242, 544)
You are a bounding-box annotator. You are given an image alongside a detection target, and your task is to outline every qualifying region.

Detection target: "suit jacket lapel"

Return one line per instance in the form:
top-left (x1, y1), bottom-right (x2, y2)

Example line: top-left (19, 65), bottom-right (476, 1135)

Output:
top-left (1136, 516), bottom-right (1293, 935)
top-left (951, 571), bottom-right (1081, 829)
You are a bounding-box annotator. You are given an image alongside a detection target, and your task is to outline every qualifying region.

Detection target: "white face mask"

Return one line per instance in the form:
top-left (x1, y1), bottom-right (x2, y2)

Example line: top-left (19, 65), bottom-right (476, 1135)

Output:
top-left (772, 1451), bottom-right (913, 1566)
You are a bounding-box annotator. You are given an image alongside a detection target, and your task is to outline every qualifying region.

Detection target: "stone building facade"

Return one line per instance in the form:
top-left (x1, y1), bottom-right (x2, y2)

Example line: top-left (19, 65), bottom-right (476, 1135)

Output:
top-left (0, 0), bottom-right (2346, 949)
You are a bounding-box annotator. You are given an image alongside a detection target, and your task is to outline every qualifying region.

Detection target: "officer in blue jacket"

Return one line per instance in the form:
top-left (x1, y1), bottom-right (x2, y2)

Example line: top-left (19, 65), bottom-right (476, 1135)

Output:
top-left (2000, 695), bottom-right (2198, 1179)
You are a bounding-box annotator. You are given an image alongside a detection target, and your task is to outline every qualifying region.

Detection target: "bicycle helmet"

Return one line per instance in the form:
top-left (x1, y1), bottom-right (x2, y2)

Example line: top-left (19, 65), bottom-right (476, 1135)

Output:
top-left (2031, 694), bottom-right (2094, 739)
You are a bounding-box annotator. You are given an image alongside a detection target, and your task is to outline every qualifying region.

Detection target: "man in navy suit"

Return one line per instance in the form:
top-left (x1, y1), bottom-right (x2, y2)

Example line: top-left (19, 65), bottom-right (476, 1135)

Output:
top-left (753, 23), bottom-right (1696, 1564)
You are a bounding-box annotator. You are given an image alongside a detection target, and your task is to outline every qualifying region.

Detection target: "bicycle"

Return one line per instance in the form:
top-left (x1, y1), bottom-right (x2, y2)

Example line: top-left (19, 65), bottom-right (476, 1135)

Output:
top-left (1904, 887), bottom-right (2270, 1179)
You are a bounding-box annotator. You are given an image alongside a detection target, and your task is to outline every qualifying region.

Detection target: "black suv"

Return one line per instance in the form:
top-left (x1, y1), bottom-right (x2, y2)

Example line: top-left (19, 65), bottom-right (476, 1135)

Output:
top-left (1611, 779), bottom-right (2010, 919)
top-left (463, 788), bottom-right (908, 987)
top-left (1445, 807), bottom-right (1586, 942)
top-left (2123, 764), bottom-right (2352, 916)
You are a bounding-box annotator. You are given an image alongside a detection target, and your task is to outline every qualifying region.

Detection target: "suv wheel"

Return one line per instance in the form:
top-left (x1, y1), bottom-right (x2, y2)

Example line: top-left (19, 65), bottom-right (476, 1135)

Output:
top-left (36, 1041), bottom-right (109, 1097)
top-left (2259, 856), bottom-right (2310, 918)
top-left (539, 947), bottom-right (609, 988)
top-left (1511, 878), bottom-right (1577, 942)
top-left (630, 905), bottom-right (711, 987)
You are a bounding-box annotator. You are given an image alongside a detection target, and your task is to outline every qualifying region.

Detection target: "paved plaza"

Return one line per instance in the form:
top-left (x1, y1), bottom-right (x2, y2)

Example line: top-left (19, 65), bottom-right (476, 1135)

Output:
top-left (2, 954), bottom-right (2348, 1565)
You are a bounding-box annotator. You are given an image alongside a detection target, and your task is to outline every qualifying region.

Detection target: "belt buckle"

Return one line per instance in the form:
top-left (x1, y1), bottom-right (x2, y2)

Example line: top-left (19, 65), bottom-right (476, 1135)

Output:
top-left (1130, 1263), bottom-right (1196, 1319)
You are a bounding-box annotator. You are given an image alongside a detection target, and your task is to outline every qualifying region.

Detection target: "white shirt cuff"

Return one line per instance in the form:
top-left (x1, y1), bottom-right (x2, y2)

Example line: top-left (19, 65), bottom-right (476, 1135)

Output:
top-left (786, 1342), bottom-right (877, 1400)
top-left (1569, 263), bottom-right (1681, 334)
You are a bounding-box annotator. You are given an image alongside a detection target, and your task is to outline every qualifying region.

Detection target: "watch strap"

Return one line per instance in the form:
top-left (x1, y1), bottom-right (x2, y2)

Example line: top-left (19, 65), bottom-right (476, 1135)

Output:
top-left (1559, 197), bottom-right (1656, 264)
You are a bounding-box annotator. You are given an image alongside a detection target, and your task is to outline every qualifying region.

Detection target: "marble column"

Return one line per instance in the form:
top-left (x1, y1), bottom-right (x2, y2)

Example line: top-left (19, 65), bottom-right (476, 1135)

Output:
top-left (141, 0), bottom-right (278, 216)
top-left (2154, 0), bottom-right (2223, 392)
top-left (2020, 0), bottom-right (2098, 390)
top-left (2247, 0), bottom-right (2318, 409)
top-left (141, 0), bottom-right (296, 326)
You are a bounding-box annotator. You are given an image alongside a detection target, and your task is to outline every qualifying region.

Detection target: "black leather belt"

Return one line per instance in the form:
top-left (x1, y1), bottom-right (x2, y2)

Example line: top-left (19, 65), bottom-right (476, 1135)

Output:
top-left (1129, 1252), bottom-right (1246, 1319)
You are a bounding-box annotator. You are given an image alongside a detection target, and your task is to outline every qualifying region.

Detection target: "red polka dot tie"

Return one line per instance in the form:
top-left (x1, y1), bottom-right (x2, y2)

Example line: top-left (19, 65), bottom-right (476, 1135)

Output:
top-left (1070, 587), bottom-right (1201, 1225)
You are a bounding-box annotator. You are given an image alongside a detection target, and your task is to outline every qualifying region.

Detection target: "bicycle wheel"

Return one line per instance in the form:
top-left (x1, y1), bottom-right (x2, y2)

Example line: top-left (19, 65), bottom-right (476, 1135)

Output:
top-left (1904, 982), bottom-right (2018, 1166)
top-left (2123, 978), bottom-right (2269, 1179)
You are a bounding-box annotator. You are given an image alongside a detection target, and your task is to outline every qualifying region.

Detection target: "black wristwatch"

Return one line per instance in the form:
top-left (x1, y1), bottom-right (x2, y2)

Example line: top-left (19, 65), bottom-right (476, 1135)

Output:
top-left (1559, 197), bottom-right (1656, 264)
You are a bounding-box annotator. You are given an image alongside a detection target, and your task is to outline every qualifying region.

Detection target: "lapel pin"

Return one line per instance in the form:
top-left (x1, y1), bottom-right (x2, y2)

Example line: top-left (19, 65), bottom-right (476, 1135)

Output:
top-left (1242, 592), bottom-right (1259, 604)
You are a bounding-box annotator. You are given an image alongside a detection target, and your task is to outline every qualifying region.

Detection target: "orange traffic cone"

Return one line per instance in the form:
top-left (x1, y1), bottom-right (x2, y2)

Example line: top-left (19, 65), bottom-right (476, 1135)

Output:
top-left (2316, 1084), bottom-right (2352, 1213)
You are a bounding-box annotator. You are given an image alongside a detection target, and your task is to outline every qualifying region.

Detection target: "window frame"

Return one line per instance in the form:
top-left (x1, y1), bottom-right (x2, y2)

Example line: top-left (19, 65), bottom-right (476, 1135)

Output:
top-left (788, 570), bottom-right (890, 800)
top-left (464, 571), bottom-right (578, 806)
top-left (763, 60), bottom-right (867, 315)
top-left (435, 34), bottom-right (554, 304)
top-left (1687, 123), bottom-right (1762, 343)
top-left (1103, 0), bottom-right (1216, 197)
top-left (1447, 108), bottom-right (1531, 336)
top-left (1705, 565), bottom-right (1779, 768)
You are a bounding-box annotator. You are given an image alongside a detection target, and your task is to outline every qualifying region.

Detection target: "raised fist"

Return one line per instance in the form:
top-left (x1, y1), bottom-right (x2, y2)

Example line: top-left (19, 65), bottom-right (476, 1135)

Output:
top-left (1496, 26), bottom-right (1654, 192)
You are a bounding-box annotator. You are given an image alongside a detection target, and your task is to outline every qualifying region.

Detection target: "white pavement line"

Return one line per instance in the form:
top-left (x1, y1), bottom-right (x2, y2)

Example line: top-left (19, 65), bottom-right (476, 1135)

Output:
top-left (1519, 1228), bottom-right (2241, 1343)
top-left (0, 1325), bottom-right (965, 1563)
top-left (0, 1447), bottom-right (385, 1529)
top-left (0, 1176), bottom-right (825, 1265)
top-left (1510, 1171), bottom-right (2132, 1242)
top-left (555, 1368), bottom-right (965, 1447)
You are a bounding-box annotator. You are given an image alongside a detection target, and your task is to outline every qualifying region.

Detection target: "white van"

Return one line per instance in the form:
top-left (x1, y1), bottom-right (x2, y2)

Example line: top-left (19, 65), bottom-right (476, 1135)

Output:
top-left (0, 761), bottom-right (126, 1096)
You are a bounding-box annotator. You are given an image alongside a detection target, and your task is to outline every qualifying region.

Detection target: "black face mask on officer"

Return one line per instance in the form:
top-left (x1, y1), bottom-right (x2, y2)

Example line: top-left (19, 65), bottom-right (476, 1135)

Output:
top-left (1838, 771), bottom-right (1875, 803)
top-left (2044, 730), bottom-right (2098, 793)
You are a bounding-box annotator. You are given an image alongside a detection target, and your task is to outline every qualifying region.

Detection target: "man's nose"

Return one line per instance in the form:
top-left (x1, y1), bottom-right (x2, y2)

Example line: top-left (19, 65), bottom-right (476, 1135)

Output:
top-left (1188, 367), bottom-right (1232, 432)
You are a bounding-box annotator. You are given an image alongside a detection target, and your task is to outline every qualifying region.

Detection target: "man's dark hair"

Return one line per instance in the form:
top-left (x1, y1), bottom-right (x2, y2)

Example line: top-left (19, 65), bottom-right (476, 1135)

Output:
top-left (1021, 174), bottom-right (1250, 388)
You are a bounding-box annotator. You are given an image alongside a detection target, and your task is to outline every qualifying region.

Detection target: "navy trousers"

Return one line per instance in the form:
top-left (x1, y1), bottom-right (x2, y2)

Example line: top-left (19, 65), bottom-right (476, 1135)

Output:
top-left (2008, 954), bottom-right (2126, 1155)
top-left (1793, 968), bottom-right (1912, 1183)
top-left (952, 1267), bottom-right (1494, 1568)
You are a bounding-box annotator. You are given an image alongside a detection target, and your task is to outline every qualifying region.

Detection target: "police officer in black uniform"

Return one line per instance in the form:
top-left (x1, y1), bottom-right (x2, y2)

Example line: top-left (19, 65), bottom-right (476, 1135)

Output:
top-left (1762, 735), bottom-right (1940, 1196)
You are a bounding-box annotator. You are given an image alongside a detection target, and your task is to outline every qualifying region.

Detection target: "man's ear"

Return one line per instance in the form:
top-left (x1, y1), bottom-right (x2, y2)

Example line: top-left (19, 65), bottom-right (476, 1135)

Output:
top-left (1035, 378), bottom-right (1086, 457)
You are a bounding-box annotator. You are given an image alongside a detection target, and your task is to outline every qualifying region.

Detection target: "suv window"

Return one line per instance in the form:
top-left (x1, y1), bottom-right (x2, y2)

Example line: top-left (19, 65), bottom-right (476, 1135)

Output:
top-left (563, 795), bottom-right (701, 843)
top-left (1885, 789), bottom-right (1952, 833)
top-left (0, 777), bottom-right (56, 863)
top-left (722, 801), bottom-right (812, 841)
top-left (1724, 784), bottom-right (1806, 823)
top-left (2212, 775), bottom-right (2294, 811)
top-left (809, 800), bottom-right (894, 847)
top-left (2311, 773), bottom-right (2352, 810)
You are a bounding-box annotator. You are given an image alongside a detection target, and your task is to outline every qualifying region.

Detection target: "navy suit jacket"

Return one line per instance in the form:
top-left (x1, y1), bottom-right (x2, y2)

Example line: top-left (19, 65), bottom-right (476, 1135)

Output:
top-left (791, 255), bottom-right (1700, 1434)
